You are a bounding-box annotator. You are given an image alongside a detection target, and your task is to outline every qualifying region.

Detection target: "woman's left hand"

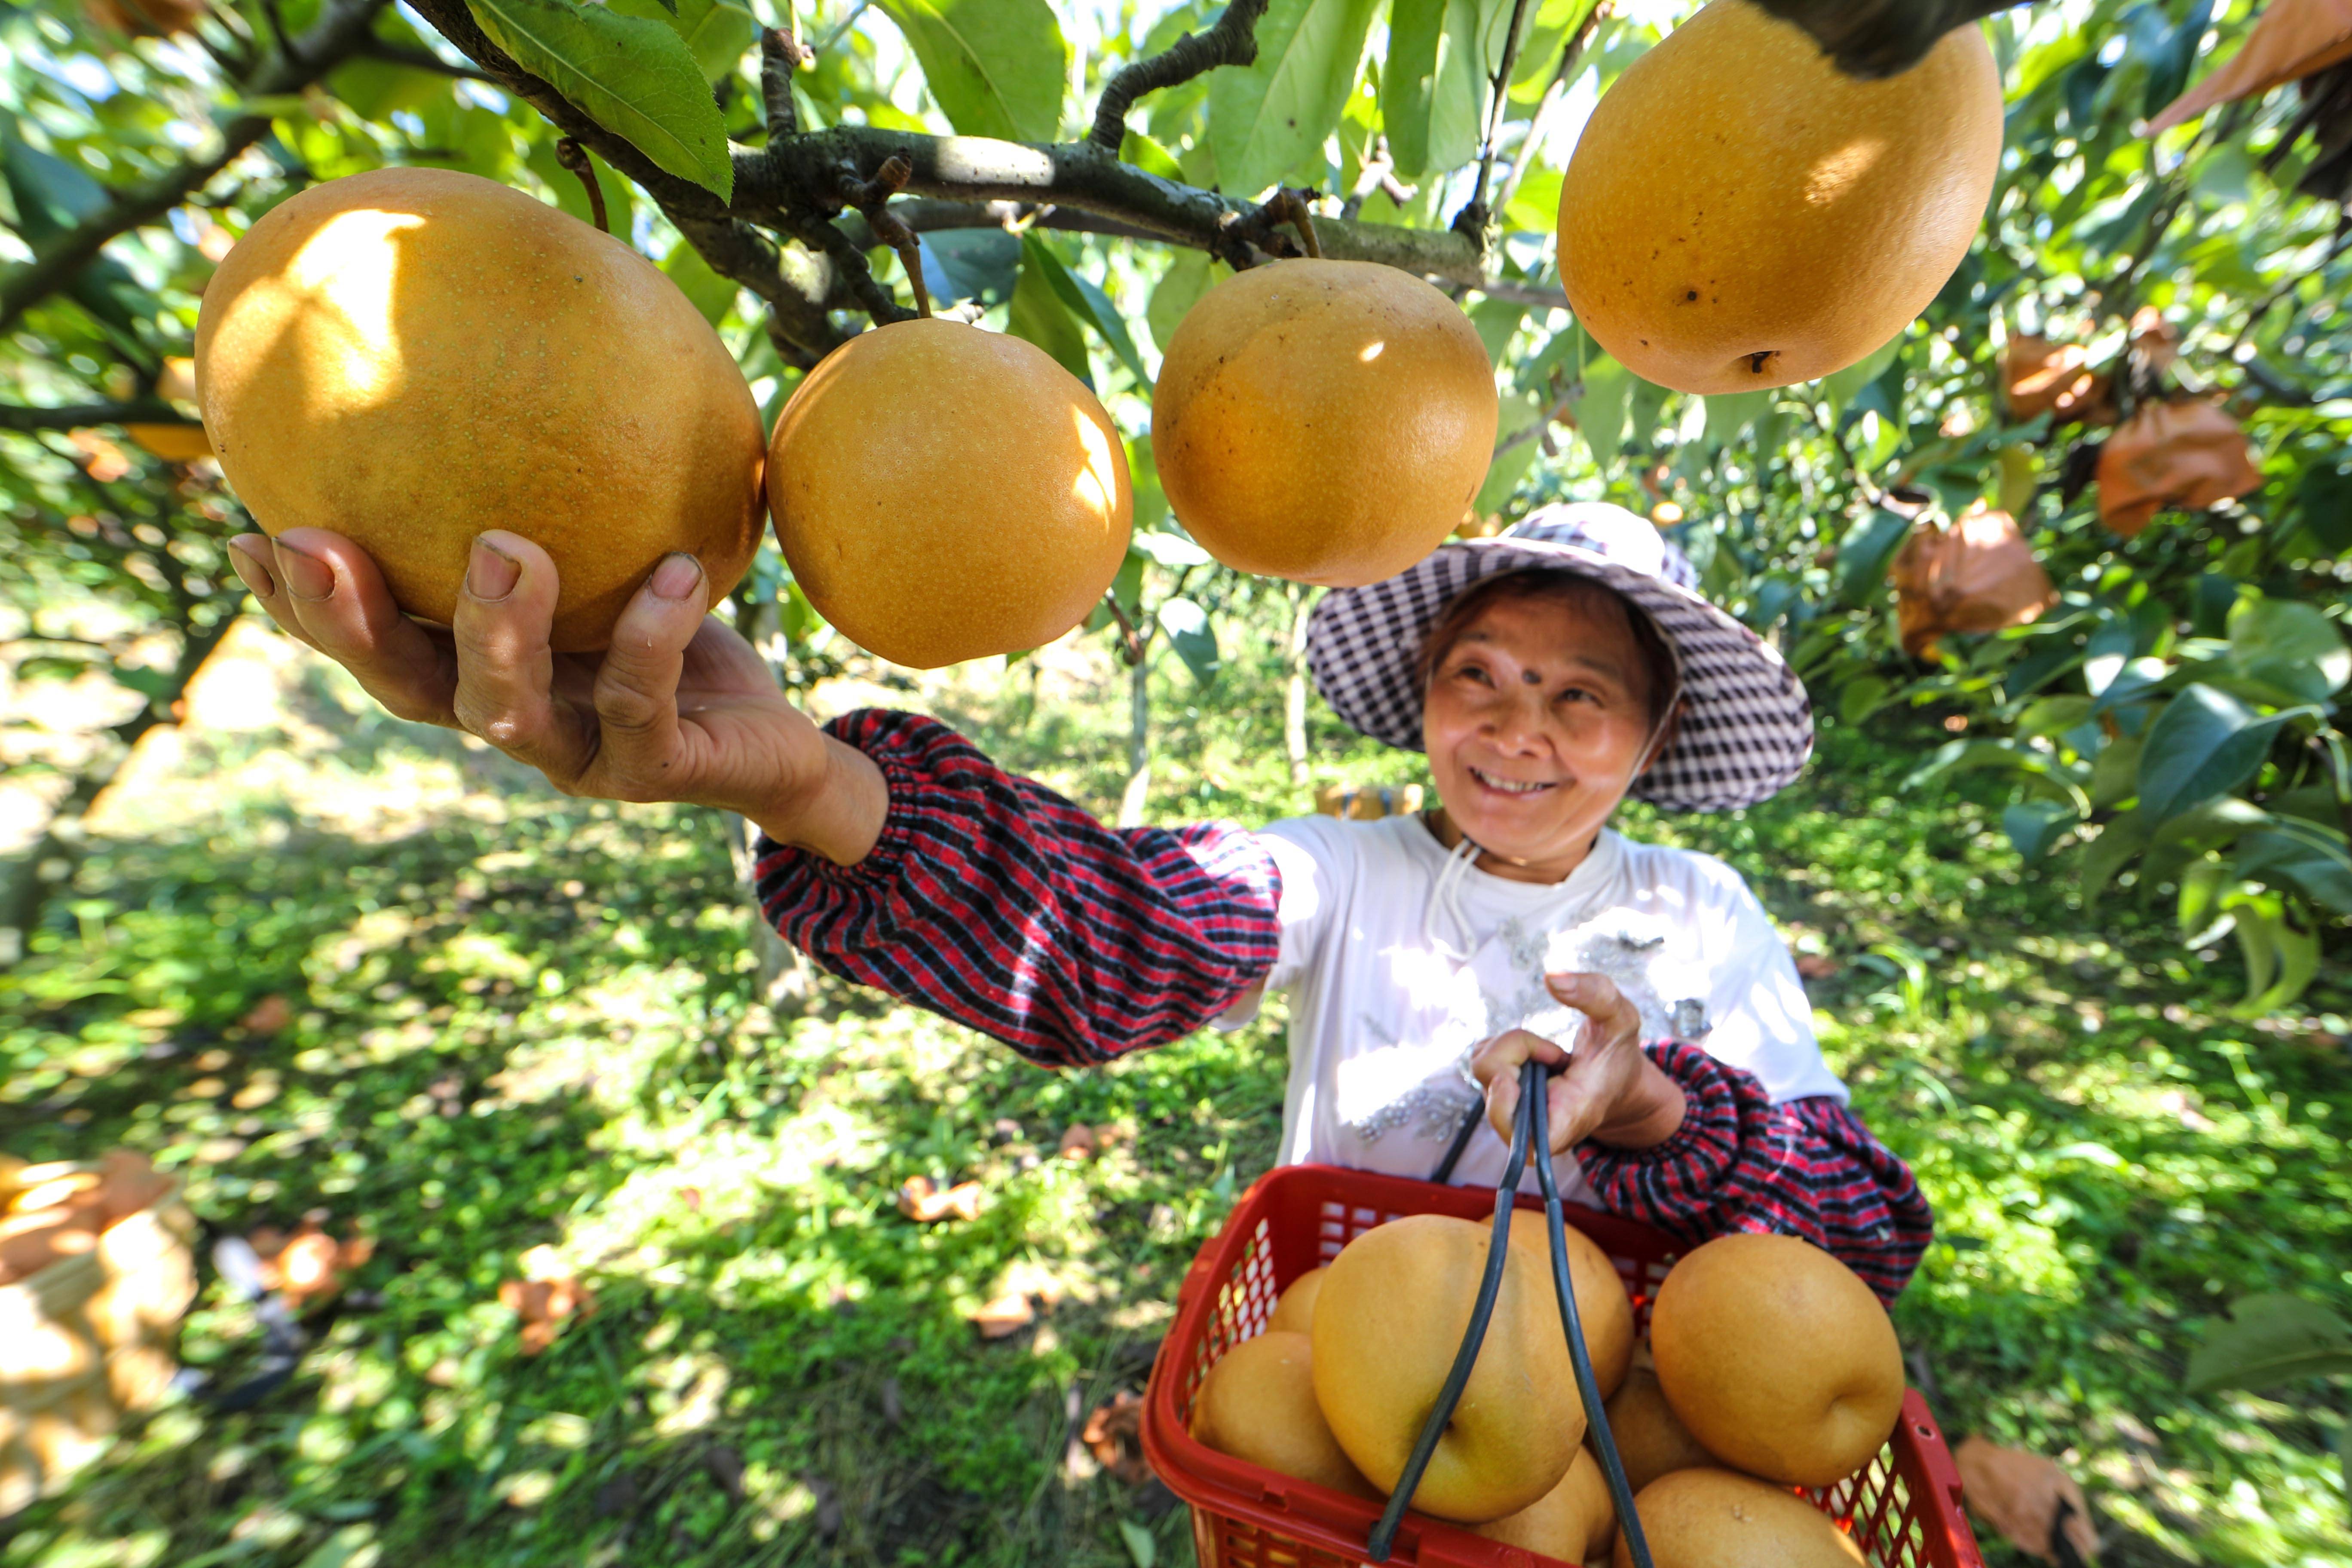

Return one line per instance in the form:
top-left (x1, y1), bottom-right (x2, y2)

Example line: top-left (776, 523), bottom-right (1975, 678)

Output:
top-left (1470, 973), bottom-right (1687, 1153)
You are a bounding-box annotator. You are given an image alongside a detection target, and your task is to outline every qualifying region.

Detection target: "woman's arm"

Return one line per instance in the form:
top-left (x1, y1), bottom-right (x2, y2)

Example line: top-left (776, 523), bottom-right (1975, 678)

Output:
top-left (754, 709), bottom-right (1284, 1068)
top-left (1472, 975), bottom-right (1929, 1303)
top-left (1575, 1040), bottom-right (1932, 1305)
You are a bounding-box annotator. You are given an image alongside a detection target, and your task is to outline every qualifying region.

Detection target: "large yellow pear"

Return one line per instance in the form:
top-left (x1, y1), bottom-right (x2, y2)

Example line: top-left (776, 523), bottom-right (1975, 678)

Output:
top-left (1603, 1362), bottom-right (1715, 1494)
top-left (1268, 1265), bottom-right (1327, 1335)
top-left (1649, 1233), bottom-right (1905, 1487)
top-left (1311, 1214), bottom-right (1583, 1523)
top-left (1557, 0), bottom-right (2003, 394)
top-left (1188, 1330), bottom-right (1377, 1498)
top-left (1152, 259), bottom-right (1498, 586)
top-left (1476, 1444), bottom-right (1616, 1562)
top-left (1614, 1468), bottom-right (1865, 1568)
top-left (768, 318), bottom-right (1132, 669)
top-left (196, 167), bottom-right (766, 652)
top-left (1506, 1208), bottom-right (1637, 1399)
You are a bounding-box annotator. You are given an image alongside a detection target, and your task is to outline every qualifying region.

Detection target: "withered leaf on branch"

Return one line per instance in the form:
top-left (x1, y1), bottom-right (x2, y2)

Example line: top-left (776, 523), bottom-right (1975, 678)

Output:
top-left (2148, 0), bottom-right (2352, 134)
top-left (2095, 400), bottom-right (2266, 537)
top-left (2003, 335), bottom-right (2115, 427)
top-left (1890, 502), bottom-right (2058, 658)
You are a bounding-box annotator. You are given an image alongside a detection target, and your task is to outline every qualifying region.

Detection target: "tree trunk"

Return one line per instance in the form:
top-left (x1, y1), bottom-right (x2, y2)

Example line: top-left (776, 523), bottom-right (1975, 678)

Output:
top-left (0, 606), bottom-right (238, 964)
top-left (1285, 586), bottom-right (1313, 789)
top-left (1116, 651), bottom-right (1152, 827)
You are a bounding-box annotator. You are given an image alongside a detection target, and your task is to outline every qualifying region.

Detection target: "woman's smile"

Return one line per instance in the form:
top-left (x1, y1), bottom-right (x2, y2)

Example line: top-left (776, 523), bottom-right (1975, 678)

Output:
top-left (1465, 765), bottom-right (1562, 798)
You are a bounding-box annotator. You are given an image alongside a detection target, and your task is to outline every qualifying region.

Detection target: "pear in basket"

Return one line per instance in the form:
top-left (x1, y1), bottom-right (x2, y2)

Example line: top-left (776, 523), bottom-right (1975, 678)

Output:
top-left (1504, 1209), bottom-right (1637, 1397)
top-left (1614, 1468), bottom-right (1865, 1568)
top-left (1311, 1214), bottom-right (1583, 1522)
top-left (1475, 1444), bottom-right (1616, 1562)
top-left (1189, 1330), bottom-right (1378, 1498)
top-left (1266, 1267), bottom-right (1326, 1334)
top-left (1649, 1233), bottom-right (1905, 1487)
top-left (1604, 1362), bottom-right (1715, 1494)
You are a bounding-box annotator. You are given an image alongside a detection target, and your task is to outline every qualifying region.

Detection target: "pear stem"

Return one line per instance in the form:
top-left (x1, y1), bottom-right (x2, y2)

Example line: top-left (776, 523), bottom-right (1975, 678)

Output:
top-left (554, 140), bottom-right (608, 234)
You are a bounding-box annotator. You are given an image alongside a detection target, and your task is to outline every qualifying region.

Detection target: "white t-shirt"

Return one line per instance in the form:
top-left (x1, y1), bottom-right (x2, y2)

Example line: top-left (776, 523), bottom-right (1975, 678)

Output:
top-left (1219, 814), bottom-right (1843, 1202)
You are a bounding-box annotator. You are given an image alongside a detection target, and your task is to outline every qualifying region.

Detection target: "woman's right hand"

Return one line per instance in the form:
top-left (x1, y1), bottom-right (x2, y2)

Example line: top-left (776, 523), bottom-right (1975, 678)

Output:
top-left (225, 527), bottom-right (887, 864)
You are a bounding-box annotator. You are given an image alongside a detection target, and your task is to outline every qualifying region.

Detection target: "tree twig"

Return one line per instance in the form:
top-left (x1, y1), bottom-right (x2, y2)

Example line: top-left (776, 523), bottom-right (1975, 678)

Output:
top-left (1213, 186), bottom-right (1321, 270)
top-left (1464, 0), bottom-right (1540, 235)
top-left (760, 25), bottom-right (806, 140)
top-left (554, 140), bottom-right (609, 233)
top-left (0, 399), bottom-right (199, 433)
top-left (1089, 0), bottom-right (1270, 153)
top-left (838, 153), bottom-right (931, 316)
top-left (1104, 591), bottom-right (1147, 666)
top-left (0, 0), bottom-right (389, 335)
top-left (353, 39), bottom-right (495, 81)
top-left (1492, 0), bottom-right (1608, 226)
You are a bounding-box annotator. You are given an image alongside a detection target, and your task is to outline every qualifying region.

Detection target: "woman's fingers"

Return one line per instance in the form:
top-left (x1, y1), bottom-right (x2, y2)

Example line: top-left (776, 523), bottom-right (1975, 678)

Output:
top-left (585, 554), bottom-right (708, 787)
top-left (448, 531), bottom-right (598, 781)
top-left (1544, 970), bottom-right (1643, 1040)
top-left (1471, 1028), bottom-right (1566, 1144)
top-left (233, 530), bottom-right (461, 727)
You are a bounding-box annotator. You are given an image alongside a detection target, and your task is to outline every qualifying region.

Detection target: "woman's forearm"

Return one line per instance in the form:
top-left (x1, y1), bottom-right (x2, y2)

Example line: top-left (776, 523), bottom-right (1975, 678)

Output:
top-left (751, 709), bottom-right (1283, 1067)
top-left (750, 734), bottom-right (889, 867)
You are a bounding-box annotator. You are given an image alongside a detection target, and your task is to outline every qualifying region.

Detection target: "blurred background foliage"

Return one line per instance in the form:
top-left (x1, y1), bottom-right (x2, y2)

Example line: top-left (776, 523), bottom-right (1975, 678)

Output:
top-left (1, 0), bottom-right (2349, 1561)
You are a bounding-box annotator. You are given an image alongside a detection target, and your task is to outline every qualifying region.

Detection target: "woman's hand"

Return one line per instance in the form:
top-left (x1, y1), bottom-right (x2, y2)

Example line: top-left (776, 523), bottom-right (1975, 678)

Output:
top-left (1953, 1437), bottom-right (2099, 1563)
top-left (1469, 973), bottom-right (1687, 1153)
top-left (224, 527), bottom-right (887, 863)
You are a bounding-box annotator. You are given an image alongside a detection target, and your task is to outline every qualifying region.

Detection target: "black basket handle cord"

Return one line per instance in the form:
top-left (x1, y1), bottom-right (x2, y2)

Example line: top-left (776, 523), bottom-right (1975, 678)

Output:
top-left (1374, 1060), bottom-right (1655, 1568)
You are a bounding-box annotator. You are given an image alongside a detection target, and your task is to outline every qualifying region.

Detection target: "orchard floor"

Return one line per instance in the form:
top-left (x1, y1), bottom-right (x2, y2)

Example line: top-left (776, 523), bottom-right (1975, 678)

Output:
top-left (1, 619), bottom-right (2346, 1568)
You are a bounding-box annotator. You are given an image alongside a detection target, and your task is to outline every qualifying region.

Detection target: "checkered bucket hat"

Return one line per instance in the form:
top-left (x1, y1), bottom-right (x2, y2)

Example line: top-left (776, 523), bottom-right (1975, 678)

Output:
top-left (1304, 502), bottom-right (1814, 811)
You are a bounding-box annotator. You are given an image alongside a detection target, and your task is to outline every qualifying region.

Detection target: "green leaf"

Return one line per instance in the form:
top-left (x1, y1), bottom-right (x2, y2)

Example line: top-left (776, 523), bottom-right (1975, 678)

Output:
top-left (1380, 0), bottom-right (1484, 178)
top-left (2227, 594), bottom-right (2351, 700)
top-left (1120, 130), bottom-right (1185, 181)
top-left (1702, 390), bottom-right (1772, 451)
top-left (1158, 597), bottom-right (1221, 686)
top-left (1007, 248), bottom-right (1092, 385)
top-left (2089, 732), bottom-right (2143, 810)
top-left (609, 0), bottom-right (757, 80)
top-left (920, 228), bottom-right (1020, 308)
top-left (1570, 355), bottom-right (1631, 468)
top-left (2078, 811), bottom-right (2152, 903)
top-left (2137, 684), bottom-right (2300, 826)
top-left (876, 0), bottom-right (1069, 142)
top-left (1475, 392), bottom-right (1542, 514)
top-left (662, 235), bottom-right (738, 325)
top-left (466, 0), bottom-right (733, 199)
top-left (1834, 508), bottom-right (1910, 607)
top-left (1021, 234), bottom-right (1148, 385)
top-left (1147, 248), bottom-right (1217, 360)
top-left (1207, 0), bottom-right (1379, 198)
top-left (1839, 674), bottom-right (1890, 726)
top-left (1118, 1518), bottom-right (1158, 1568)
top-left (2183, 1298), bottom-right (2352, 1401)
top-left (2003, 800), bottom-right (2077, 862)
top-left (1130, 530), bottom-right (1211, 568)
top-left (1822, 335), bottom-right (1901, 408)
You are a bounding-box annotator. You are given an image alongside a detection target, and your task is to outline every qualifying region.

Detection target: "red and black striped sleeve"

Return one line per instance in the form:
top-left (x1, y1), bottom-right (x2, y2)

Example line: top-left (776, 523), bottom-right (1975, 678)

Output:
top-left (750, 708), bottom-right (1283, 1068)
top-left (1576, 1041), bottom-right (1932, 1303)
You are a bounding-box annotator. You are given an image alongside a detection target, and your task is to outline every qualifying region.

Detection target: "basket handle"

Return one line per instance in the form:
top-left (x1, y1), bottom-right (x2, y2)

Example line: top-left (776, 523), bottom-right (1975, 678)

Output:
top-left (1365, 1062), bottom-right (1657, 1568)
top-left (1526, 1060), bottom-right (1654, 1568)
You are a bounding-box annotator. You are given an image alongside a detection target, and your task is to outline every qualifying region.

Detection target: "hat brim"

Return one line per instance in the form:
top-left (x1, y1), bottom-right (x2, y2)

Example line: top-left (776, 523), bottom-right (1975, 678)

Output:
top-left (1304, 535), bottom-right (1814, 811)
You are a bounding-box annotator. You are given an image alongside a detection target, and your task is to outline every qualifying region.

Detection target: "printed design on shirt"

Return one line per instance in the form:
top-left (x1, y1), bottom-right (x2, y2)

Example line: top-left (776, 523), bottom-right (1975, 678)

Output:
top-left (1336, 910), bottom-right (1713, 1148)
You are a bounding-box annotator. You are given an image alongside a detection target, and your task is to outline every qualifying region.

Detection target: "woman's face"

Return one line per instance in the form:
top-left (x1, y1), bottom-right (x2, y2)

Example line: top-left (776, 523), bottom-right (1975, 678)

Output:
top-left (1421, 591), bottom-right (1660, 884)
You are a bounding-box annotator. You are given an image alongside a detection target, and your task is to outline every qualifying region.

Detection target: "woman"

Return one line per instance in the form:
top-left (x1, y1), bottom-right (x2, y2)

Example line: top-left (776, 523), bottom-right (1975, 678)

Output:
top-left (224, 500), bottom-right (2092, 1560)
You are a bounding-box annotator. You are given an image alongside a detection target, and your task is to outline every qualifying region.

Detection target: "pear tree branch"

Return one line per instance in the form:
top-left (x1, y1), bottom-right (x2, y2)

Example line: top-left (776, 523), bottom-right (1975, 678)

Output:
top-left (0, 398), bottom-right (198, 432)
top-left (1087, 0), bottom-right (1270, 152)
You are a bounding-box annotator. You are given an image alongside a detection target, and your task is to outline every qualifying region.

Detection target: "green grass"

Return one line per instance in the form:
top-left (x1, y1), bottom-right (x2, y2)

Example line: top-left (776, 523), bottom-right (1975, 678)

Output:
top-left (1, 639), bottom-right (2346, 1568)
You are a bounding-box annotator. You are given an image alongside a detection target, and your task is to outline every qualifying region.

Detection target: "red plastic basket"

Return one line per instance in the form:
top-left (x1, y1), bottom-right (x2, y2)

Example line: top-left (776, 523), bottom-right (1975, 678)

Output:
top-left (1142, 1164), bottom-right (1985, 1568)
